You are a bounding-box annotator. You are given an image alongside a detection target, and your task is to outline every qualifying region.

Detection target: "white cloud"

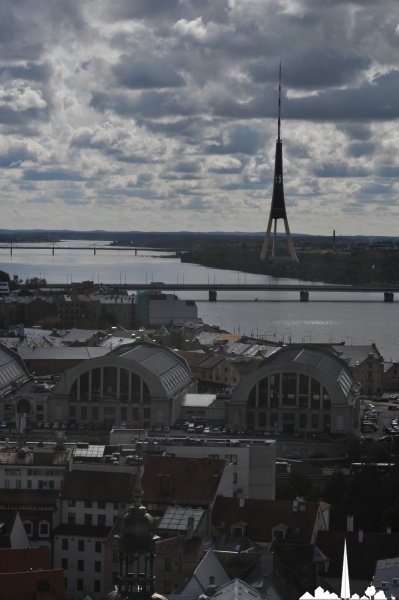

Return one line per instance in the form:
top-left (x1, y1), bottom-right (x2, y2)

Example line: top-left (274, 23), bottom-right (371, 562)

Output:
top-left (1, 0), bottom-right (399, 234)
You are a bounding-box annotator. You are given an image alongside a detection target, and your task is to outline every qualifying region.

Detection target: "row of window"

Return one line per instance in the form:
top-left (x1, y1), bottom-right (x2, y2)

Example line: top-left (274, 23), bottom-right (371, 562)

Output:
top-left (62, 538), bottom-right (102, 553)
top-left (5, 468), bottom-right (62, 476)
top-left (23, 520), bottom-right (49, 537)
top-left (62, 558), bottom-right (102, 573)
top-left (5, 479), bottom-right (56, 489)
top-left (67, 500), bottom-right (119, 509)
top-left (67, 513), bottom-right (110, 526)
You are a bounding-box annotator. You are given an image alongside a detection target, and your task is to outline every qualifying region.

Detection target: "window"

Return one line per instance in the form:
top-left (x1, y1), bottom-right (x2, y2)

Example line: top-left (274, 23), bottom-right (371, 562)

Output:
top-left (68, 513), bottom-right (75, 525)
top-left (84, 500), bottom-right (92, 508)
top-left (68, 499), bottom-right (76, 507)
top-left (95, 561), bottom-right (101, 573)
top-left (78, 540), bottom-right (84, 552)
top-left (84, 514), bottom-right (92, 526)
top-left (39, 521), bottom-right (50, 537)
top-left (113, 502), bottom-right (119, 510)
top-left (62, 538), bottom-right (68, 551)
top-left (94, 580), bottom-right (101, 593)
top-left (164, 582), bottom-right (172, 594)
top-left (95, 541), bottom-right (102, 553)
top-left (4, 480), bottom-right (9, 488)
top-left (77, 579), bottom-right (83, 591)
top-left (15, 479), bottom-right (21, 489)
top-left (225, 454), bottom-right (237, 465)
top-left (233, 473), bottom-right (238, 484)
top-left (98, 501), bottom-right (106, 509)
top-left (78, 559), bottom-right (84, 571)
top-left (27, 480), bottom-right (32, 489)
top-left (23, 520), bottom-right (33, 536)
top-left (62, 558), bottom-right (68, 570)
top-left (165, 557), bottom-right (172, 572)
top-left (98, 514), bottom-right (106, 527)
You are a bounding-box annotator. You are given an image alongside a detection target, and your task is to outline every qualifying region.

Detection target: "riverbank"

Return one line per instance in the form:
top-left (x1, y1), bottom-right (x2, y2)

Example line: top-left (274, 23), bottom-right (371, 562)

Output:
top-left (179, 244), bottom-right (399, 286)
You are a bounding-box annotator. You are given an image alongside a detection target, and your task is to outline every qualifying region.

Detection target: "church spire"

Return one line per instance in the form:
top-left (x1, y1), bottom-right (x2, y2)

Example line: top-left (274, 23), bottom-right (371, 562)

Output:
top-left (340, 539), bottom-right (351, 600)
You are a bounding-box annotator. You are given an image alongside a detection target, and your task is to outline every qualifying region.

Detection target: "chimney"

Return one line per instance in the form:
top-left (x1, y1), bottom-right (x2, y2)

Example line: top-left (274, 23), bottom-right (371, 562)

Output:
top-left (387, 526), bottom-right (392, 534)
top-left (186, 516), bottom-right (194, 540)
top-left (346, 515), bottom-right (354, 532)
top-left (206, 576), bottom-right (216, 596)
top-left (239, 497), bottom-right (245, 508)
top-left (358, 529), bottom-right (363, 543)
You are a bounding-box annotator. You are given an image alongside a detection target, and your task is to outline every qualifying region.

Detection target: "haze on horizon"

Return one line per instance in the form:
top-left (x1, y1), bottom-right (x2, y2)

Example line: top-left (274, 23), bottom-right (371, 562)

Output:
top-left (1, 1), bottom-right (399, 236)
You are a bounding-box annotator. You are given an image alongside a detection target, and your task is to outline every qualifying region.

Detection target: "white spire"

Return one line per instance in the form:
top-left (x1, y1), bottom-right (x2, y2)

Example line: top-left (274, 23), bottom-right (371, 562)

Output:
top-left (341, 539), bottom-right (351, 600)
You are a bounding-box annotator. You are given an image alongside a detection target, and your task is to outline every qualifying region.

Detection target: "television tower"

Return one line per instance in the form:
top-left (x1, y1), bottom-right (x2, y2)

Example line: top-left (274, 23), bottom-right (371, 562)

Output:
top-left (260, 65), bottom-right (298, 261)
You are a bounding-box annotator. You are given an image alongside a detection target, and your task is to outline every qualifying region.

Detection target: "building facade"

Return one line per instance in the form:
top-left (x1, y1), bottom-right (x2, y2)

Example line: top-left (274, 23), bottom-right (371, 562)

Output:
top-left (38, 343), bottom-right (197, 428)
top-left (226, 346), bottom-right (359, 435)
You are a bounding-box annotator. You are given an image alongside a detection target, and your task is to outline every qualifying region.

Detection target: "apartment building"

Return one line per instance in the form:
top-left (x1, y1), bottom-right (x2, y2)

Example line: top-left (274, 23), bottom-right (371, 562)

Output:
top-left (53, 468), bottom-right (133, 600)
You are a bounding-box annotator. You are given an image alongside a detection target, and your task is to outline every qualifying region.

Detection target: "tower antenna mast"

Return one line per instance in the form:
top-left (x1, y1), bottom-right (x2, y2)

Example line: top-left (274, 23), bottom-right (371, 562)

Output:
top-left (260, 64), bottom-right (298, 262)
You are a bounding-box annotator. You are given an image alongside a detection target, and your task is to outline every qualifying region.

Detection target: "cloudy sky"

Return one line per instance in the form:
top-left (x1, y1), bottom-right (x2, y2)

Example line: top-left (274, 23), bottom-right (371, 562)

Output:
top-left (1, 0), bottom-right (399, 235)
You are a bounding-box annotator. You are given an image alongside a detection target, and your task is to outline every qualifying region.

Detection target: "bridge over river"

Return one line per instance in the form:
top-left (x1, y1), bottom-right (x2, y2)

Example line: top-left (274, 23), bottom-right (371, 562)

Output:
top-left (43, 282), bottom-right (399, 301)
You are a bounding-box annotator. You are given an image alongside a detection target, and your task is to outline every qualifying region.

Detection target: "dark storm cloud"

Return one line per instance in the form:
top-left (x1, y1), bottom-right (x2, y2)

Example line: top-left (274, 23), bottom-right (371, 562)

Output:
top-left (23, 169), bottom-right (86, 182)
top-left (286, 71), bottom-right (399, 121)
top-left (204, 124), bottom-right (265, 156)
top-left (105, 0), bottom-right (230, 25)
top-left (112, 55), bottom-right (186, 89)
top-left (0, 0), bottom-right (85, 61)
top-left (314, 164), bottom-right (370, 178)
top-left (0, 144), bottom-right (38, 167)
top-left (0, 63), bottom-right (52, 84)
top-left (346, 142), bottom-right (376, 159)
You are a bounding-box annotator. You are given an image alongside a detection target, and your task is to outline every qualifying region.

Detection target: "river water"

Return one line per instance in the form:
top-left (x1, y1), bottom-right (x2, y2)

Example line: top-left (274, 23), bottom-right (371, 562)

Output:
top-left (1, 242), bottom-right (399, 361)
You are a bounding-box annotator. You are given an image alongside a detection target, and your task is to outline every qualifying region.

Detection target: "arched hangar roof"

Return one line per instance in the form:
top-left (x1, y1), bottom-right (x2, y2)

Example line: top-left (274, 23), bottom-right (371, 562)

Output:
top-left (231, 345), bottom-right (358, 406)
top-left (54, 342), bottom-right (195, 399)
top-left (0, 343), bottom-right (31, 398)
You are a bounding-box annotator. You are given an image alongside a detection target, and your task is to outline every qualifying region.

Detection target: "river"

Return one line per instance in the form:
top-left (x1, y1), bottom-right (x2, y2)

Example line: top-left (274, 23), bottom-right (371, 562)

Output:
top-left (1, 241), bottom-right (399, 361)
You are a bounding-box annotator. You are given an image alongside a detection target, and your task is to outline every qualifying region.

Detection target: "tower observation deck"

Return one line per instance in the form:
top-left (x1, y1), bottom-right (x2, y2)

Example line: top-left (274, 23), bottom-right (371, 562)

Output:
top-left (260, 64), bottom-right (298, 262)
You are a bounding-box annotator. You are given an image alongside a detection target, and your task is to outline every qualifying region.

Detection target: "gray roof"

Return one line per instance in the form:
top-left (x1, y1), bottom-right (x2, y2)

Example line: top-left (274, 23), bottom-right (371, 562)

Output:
top-left (174, 549), bottom-right (230, 598)
top-left (0, 344), bottom-right (30, 397)
top-left (332, 344), bottom-right (381, 365)
top-left (374, 556), bottom-right (399, 593)
top-left (114, 343), bottom-right (195, 396)
top-left (17, 347), bottom-right (110, 360)
top-left (60, 328), bottom-right (105, 343)
top-left (269, 347), bottom-right (356, 397)
top-left (156, 506), bottom-right (204, 532)
top-left (182, 394), bottom-right (216, 408)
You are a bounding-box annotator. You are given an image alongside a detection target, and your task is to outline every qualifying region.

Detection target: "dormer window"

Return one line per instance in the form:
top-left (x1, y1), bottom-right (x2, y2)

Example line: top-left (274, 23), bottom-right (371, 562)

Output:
top-left (272, 523), bottom-right (288, 541)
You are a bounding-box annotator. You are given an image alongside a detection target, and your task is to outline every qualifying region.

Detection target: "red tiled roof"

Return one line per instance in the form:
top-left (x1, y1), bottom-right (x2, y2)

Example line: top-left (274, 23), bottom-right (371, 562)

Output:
top-left (212, 497), bottom-right (327, 544)
top-left (0, 568), bottom-right (66, 600)
top-left (60, 470), bottom-right (133, 502)
top-left (142, 454), bottom-right (226, 508)
top-left (0, 489), bottom-right (59, 508)
top-left (316, 530), bottom-right (399, 581)
top-left (0, 450), bottom-right (69, 466)
top-left (53, 523), bottom-right (111, 538)
top-left (155, 535), bottom-right (203, 556)
top-left (0, 547), bottom-right (51, 573)
top-left (197, 354), bottom-right (226, 368)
